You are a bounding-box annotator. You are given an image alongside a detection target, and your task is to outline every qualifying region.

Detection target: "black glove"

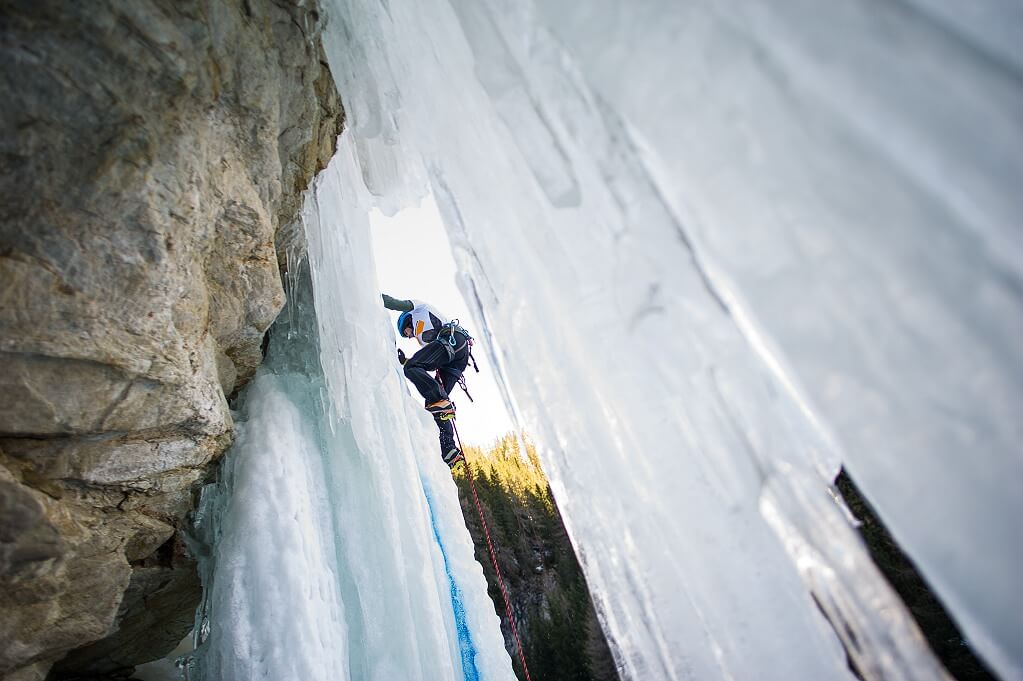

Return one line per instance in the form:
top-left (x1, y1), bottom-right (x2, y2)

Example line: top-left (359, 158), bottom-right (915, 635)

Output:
top-left (397, 348), bottom-right (407, 365)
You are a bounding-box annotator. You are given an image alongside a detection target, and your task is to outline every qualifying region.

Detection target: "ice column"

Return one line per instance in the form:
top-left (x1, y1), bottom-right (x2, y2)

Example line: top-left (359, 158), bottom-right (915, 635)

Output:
top-left (318, 0), bottom-right (1022, 679)
top-left (188, 141), bottom-right (515, 681)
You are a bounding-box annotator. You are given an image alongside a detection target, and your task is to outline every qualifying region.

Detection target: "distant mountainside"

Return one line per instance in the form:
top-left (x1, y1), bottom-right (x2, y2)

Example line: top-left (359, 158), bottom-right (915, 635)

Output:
top-left (454, 434), bottom-right (620, 681)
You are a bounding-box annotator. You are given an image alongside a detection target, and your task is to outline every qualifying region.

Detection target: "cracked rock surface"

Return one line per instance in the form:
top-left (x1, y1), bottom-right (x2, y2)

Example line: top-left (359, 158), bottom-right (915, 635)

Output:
top-left (0, 1), bottom-right (343, 678)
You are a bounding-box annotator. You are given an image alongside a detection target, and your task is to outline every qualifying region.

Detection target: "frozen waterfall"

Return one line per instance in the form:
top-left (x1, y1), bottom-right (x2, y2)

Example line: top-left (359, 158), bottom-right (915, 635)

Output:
top-left (305, 0), bottom-right (1020, 680)
top-left (187, 145), bottom-right (516, 680)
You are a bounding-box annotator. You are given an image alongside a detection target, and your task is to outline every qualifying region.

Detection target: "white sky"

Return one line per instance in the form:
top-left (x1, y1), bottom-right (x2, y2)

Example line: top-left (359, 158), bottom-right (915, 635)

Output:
top-left (369, 194), bottom-right (514, 446)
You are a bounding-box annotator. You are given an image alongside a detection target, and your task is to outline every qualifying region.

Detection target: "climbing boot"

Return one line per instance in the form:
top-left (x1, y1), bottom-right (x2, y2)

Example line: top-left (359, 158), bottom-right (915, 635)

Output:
top-left (443, 447), bottom-right (464, 468)
top-left (425, 398), bottom-right (455, 416)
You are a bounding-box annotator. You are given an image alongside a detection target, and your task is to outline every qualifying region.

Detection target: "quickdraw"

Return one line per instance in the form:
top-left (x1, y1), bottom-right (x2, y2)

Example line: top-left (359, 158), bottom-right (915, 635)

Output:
top-left (467, 338), bottom-right (479, 374)
top-left (457, 374), bottom-right (474, 402)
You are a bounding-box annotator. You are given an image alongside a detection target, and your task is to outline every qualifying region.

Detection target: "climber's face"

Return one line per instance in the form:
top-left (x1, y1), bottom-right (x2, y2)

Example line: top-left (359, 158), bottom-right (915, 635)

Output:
top-left (403, 327), bottom-right (414, 338)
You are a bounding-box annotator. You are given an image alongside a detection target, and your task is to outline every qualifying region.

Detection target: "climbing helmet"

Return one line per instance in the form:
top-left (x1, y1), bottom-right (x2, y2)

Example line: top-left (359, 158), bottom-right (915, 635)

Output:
top-left (397, 311), bottom-right (413, 336)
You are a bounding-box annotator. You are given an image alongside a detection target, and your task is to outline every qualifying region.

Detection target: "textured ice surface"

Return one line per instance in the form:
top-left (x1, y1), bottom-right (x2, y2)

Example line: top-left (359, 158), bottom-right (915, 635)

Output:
top-left (187, 148), bottom-right (514, 680)
top-left (318, 0), bottom-right (1022, 679)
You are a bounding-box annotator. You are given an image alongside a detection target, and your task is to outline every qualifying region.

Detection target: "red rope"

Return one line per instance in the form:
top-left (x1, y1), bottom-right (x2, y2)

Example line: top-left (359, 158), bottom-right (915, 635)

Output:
top-left (451, 421), bottom-right (534, 681)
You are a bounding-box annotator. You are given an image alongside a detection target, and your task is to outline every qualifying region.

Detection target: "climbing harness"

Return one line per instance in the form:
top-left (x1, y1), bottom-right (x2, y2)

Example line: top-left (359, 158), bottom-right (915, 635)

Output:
top-left (436, 319), bottom-right (480, 402)
top-left (450, 420), bottom-right (534, 681)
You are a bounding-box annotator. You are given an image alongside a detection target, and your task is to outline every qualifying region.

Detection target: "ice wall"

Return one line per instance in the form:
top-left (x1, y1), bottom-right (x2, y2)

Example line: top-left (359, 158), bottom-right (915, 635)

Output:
top-left (319, 0), bottom-right (1023, 679)
top-left (187, 145), bottom-right (515, 681)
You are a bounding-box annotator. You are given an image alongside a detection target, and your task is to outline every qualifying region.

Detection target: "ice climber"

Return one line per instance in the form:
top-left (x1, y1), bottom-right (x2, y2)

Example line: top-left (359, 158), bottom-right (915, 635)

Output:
top-left (382, 293), bottom-right (475, 467)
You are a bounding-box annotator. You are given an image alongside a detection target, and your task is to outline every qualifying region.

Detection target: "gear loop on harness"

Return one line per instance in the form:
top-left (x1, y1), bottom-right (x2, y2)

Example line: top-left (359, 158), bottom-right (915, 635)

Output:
top-left (434, 319), bottom-right (479, 396)
top-left (438, 318), bottom-right (470, 350)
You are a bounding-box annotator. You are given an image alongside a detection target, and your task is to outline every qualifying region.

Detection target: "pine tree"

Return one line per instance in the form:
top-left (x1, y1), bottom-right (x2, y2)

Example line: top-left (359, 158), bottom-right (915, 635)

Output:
top-left (453, 434), bottom-right (619, 681)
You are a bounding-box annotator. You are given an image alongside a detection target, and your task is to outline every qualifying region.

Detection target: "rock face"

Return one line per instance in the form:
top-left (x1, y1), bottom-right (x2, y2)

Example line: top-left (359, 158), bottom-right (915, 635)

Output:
top-left (0, 1), bottom-right (343, 678)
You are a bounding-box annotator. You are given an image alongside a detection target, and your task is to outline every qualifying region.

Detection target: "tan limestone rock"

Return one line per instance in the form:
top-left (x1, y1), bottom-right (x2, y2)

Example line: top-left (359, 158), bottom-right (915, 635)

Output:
top-left (0, 0), bottom-right (343, 677)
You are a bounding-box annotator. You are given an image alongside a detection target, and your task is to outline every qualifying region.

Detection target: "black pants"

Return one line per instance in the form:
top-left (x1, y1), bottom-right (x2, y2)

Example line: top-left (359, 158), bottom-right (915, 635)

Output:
top-left (404, 337), bottom-right (469, 454)
top-left (403, 338), bottom-right (469, 404)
